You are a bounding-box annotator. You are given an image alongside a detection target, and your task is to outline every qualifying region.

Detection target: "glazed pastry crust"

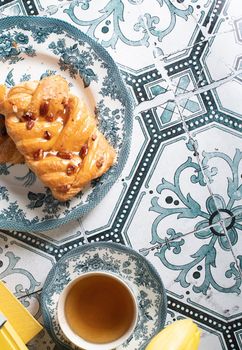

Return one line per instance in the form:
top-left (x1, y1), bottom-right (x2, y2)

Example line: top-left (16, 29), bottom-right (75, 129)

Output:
top-left (2, 76), bottom-right (116, 201)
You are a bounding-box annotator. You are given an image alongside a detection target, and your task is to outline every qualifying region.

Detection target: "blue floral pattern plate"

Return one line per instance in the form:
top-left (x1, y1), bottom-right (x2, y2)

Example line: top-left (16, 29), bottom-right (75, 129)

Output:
top-left (0, 16), bottom-right (132, 232)
top-left (41, 242), bottom-right (167, 350)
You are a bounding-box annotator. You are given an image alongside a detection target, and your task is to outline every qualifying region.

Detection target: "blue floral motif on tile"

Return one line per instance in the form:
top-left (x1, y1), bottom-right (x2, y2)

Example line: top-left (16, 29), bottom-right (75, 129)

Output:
top-left (150, 150), bottom-right (242, 295)
top-left (64, 0), bottom-right (194, 49)
top-left (202, 149), bottom-right (242, 204)
top-left (0, 246), bottom-right (41, 298)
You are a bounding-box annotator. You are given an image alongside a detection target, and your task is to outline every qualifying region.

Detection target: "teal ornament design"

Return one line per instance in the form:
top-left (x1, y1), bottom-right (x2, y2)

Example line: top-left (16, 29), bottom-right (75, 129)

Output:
top-left (20, 73), bottom-right (31, 82)
top-left (14, 32), bottom-right (29, 44)
top-left (0, 187), bottom-right (9, 201)
top-left (27, 189), bottom-right (72, 220)
top-left (128, 0), bottom-right (144, 4)
top-left (48, 39), bottom-right (97, 86)
top-left (32, 28), bottom-right (52, 43)
top-left (150, 151), bottom-right (242, 295)
top-left (15, 170), bottom-right (36, 187)
top-left (75, 0), bottom-right (91, 10)
top-left (95, 100), bottom-right (123, 147)
top-left (186, 137), bottom-right (199, 155)
top-left (40, 70), bottom-right (57, 80)
top-left (147, 0), bottom-right (193, 42)
top-left (5, 69), bottom-right (15, 87)
top-left (150, 157), bottom-right (206, 244)
top-left (0, 32), bottom-right (36, 64)
top-left (202, 149), bottom-right (242, 202)
top-left (17, 22), bottom-right (64, 43)
top-left (0, 164), bottom-right (12, 176)
top-left (64, 0), bottom-right (194, 48)
top-left (0, 246), bottom-right (40, 298)
top-left (41, 243), bottom-right (167, 350)
top-left (0, 202), bottom-right (39, 227)
top-left (234, 56), bottom-right (242, 84)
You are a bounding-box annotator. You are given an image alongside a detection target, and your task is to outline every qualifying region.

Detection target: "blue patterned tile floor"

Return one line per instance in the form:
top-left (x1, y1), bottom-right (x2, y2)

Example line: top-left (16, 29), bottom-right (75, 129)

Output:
top-left (0, 0), bottom-right (241, 349)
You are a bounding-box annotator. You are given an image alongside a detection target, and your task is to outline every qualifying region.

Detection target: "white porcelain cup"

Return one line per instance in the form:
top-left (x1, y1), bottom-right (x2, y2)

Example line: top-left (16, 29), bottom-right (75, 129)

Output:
top-left (57, 271), bottom-right (138, 350)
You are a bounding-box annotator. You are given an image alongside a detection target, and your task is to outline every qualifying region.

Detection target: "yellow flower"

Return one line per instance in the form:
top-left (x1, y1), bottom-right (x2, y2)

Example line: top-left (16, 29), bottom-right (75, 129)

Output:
top-left (146, 319), bottom-right (201, 350)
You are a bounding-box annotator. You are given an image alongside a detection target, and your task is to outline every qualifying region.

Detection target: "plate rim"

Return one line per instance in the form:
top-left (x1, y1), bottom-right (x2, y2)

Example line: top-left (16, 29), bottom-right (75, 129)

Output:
top-left (0, 16), bottom-right (133, 232)
top-left (41, 242), bottom-right (167, 350)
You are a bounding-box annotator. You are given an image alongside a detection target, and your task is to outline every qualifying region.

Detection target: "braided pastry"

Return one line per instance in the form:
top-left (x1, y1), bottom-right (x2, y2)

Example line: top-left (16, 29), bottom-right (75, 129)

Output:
top-left (2, 75), bottom-right (116, 201)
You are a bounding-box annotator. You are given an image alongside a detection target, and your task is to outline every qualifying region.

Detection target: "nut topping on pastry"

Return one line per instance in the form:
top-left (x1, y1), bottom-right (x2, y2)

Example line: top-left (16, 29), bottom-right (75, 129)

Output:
top-left (57, 151), bottom-right (73, 160)
top-left (66, 164), bottom-right (76, 176)
top-left (46, 113), bottom-right (54, 122)
top-left (23, 111), bottom-right (36, 121)
top-left (40, 100), bottom-right (49, 116)
top-left (79, 144), bottom-right (88, 159)
top-left (44, 130), bottom-right (52, 140)
top-left (26, 120), bottom-right (35, 130)
top-left (33, 149), bottom-right (44, 160)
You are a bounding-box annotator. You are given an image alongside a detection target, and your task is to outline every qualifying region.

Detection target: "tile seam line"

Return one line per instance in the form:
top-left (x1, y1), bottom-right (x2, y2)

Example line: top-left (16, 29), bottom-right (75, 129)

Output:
top-left (134, 67), bottom-right (242, 115)
top-left (138, 220), bottom-right (239, 255)
top-left (133, 0), bottom-right (221, 81)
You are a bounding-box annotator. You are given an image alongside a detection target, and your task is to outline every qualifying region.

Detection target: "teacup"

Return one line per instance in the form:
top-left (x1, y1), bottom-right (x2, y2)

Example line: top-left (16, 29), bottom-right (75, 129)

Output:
top-left (58, 271), bottom-right (138, 350)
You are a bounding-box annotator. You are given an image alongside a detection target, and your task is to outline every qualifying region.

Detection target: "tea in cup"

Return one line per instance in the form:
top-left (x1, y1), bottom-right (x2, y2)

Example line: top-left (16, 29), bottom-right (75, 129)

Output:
top-left (58, 271), bottom-right (138, 350)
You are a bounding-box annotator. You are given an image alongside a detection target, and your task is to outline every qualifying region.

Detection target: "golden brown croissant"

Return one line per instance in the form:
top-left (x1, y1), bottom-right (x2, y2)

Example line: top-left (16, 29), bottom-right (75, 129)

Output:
top-left (2, 75), bottom-right (116, 201)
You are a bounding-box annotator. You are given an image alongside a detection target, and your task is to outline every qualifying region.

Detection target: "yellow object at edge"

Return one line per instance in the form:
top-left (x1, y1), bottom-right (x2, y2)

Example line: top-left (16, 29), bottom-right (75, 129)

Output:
top-left (146, 318), bottom-right (201, 350)
top-left (0, 281), bottom-right (42, 344)
top-left (0, 317), bottom-right (28, 350)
